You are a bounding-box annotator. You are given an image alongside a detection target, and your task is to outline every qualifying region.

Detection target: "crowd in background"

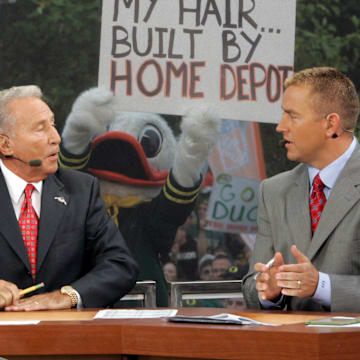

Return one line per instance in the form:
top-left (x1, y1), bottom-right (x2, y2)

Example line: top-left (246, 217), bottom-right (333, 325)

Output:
top-left (160, 194), bottom-right (252, 308)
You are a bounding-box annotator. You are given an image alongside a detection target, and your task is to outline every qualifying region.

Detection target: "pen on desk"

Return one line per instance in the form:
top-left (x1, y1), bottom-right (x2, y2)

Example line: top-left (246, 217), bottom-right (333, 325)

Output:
top-left (19, 282), bottom-right (45, 296)
top-left (254, 258), bottom-right (275, 280)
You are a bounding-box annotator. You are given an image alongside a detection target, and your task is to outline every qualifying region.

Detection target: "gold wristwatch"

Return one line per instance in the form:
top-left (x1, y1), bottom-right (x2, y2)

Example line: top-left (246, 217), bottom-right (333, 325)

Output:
top-left (60, 286), bottom-right (78, 308)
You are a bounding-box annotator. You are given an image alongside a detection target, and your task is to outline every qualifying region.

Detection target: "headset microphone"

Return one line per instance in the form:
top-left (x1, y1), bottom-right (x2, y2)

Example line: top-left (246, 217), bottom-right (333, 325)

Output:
top-left (278, 139), bottom-right (287, 148)
top-left (5, 155), bottom-right (42, 167)
top-left (28, 159), bottom-right (42, 167)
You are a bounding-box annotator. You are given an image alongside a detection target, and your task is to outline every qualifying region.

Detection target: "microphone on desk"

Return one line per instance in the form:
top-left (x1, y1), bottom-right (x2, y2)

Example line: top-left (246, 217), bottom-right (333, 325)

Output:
top-left (5, 155), bottom-right (42, 167)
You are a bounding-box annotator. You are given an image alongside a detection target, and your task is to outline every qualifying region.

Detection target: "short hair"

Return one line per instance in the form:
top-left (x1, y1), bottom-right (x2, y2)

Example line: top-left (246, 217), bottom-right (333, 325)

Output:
top-left (198, 254), bottom-right (215, 271)
top-left (163, 261), bottom-right (177, 269)
top-left (284, 67), bottom-right (359, 131)
top-left (0, 85), bottom-right (42, 134)
top-left (212, 254), bottom-right (231, 264)
top-left (199, 259), bottom-right (213, 272)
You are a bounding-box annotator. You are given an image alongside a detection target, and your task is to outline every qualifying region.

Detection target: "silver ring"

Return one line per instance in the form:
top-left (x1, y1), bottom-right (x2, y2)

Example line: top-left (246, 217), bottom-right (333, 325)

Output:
top-left (297, 280), bottom-right (302, 289)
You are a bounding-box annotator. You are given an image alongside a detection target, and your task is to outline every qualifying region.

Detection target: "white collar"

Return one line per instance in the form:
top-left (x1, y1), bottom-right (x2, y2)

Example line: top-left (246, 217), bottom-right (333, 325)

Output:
top-left (0, 159), bottom-right (42, 205)
top-left (308, 137), bottom-right (357, 189)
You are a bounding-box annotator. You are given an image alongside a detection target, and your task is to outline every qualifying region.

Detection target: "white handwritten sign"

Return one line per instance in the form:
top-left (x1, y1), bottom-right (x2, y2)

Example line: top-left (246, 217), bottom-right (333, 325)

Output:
top-left (99, 0), bottom-right (296, 123)
top-left (207, 175), bottom-right (260, 234)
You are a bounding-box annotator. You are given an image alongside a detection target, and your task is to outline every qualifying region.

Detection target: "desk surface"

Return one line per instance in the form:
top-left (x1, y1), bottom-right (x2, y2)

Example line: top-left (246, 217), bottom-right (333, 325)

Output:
top-left (0, 307), bottom-right (359, 360)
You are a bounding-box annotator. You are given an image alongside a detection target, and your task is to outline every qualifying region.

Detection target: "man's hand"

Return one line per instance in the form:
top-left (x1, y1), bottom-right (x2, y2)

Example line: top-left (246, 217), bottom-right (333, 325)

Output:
top-left (0, 280), bottom-right (20, 309)
top-left (254, 252), bottom-right (284, 301)
top-left (5, 290), bottom-right (72, 311)
top-left (276, 245), bottom-right (319, 298)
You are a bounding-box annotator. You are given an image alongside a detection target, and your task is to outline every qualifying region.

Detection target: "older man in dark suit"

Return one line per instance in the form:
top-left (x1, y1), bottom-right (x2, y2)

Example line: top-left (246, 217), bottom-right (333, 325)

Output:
top-left (0, 85), bottom-right (138, 310)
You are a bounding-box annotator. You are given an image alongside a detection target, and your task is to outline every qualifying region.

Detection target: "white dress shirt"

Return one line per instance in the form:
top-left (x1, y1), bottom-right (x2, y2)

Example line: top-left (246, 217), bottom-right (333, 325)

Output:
top-left (0, 159), bottom-right (42, 219)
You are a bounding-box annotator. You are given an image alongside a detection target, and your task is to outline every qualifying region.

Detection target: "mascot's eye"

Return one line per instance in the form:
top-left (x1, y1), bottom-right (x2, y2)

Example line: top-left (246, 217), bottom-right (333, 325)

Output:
top-left (138, 125), bottom-right (163, 158)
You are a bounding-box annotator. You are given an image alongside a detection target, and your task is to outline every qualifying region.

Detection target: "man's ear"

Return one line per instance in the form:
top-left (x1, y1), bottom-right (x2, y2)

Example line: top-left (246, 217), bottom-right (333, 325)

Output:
top-left (0, 135), bottom-right (12, 156)
top-left (325, 113), bottom-right (341, 139)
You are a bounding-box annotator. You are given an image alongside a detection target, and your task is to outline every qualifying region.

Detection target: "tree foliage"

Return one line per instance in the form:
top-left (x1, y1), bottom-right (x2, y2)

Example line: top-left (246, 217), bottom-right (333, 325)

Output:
top-left (260, 0), bottom-right (360, 176)
top-left (0, 0), bottom-right (101, 127)
top-left (295, 0), bottom-right (360, 82)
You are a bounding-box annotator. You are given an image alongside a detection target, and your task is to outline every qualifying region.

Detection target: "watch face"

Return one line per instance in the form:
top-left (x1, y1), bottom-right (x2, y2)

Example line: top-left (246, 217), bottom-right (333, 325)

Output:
top-left (61, 286), bottom-right (77, 306)
top-left (61, 286), bottom-right (71, 294)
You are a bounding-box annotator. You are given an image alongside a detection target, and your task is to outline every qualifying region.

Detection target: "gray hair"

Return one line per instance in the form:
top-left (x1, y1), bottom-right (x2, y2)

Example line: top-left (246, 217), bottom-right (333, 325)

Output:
top-left (0, 85), bottom-right (42, 134)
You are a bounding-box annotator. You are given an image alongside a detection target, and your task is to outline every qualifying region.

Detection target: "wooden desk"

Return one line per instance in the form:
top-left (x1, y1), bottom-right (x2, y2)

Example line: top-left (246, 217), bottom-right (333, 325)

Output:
top-left (0, 308), bottom-right (359, 360)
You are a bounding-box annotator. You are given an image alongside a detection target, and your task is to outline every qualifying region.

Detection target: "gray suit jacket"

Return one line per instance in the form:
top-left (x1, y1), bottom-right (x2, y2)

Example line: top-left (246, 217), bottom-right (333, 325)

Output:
top-left (243, 143), bottom-right (360, 312)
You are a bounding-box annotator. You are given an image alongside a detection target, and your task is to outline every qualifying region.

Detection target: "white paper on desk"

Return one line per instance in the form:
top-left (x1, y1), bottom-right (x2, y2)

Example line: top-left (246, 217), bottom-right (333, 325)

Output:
top-left (168, 313), bottom-right (277, 326)
top-left (306, 316), bottom-right (360, 328)
top-left (306, 324), bottom-right (360, 327)
top-left (94, 309), bottom-right (178, 319)
top-left (0, 320), bottom-right (40, 325)
top-left (211, 313), bottom-right (277, 326)
top-left (307, 316), bottom-right (360, 327)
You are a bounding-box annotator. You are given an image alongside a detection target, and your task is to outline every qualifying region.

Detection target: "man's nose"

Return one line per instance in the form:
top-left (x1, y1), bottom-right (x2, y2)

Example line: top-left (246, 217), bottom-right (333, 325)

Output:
top-left (50, 127), bottom-right (61, 144)
top-left (276, 115), bottom-right (287, 134)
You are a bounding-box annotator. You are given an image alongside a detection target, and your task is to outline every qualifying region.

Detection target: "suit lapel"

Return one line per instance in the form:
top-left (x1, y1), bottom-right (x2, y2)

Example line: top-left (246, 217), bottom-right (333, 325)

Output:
top-left (37, 172), bottom-right (69, 273)
top-left (286, 165), bottom-right (312, 254)
top-left (0, 170), bottom-right (31, 270)
top-left (308, 145), bottom-right (360, 261)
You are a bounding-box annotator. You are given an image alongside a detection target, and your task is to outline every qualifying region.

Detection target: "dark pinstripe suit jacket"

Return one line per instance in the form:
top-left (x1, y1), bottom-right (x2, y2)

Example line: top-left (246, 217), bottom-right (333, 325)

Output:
top-left (0, 167), bottom-right (138, 307)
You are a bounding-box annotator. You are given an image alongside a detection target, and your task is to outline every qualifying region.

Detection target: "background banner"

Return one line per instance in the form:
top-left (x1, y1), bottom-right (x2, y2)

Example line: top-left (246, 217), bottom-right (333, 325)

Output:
top-left (99, 0), bottom-right (296, 123)
top-left (206, 119), bottom-right (266, 233)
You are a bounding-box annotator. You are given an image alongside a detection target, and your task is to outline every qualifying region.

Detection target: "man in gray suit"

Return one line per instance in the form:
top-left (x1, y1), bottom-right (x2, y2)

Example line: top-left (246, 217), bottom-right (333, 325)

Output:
top-left (242, 67), bottom-right (360, 312)
top-left (0, 85), bottom-right (138, 310)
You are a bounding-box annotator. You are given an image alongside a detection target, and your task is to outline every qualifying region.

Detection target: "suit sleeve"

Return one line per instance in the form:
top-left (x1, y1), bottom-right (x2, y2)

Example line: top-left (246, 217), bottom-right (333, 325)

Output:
top-left (242, 180), bottom-right (286, 310)
top-left (70, 176), bottom-right (139, 308)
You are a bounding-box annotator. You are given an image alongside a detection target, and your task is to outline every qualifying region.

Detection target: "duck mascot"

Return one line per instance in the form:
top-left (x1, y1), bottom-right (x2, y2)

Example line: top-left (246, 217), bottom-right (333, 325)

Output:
top-left (59, 88), bottom-right (220, 306)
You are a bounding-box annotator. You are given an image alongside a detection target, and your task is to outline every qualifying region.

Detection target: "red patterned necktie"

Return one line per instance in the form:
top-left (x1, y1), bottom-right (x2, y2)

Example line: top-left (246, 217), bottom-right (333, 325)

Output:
top-left (19, 184), bottom-right (38, 281)
top-left (309, 174), bottom-right (327, 233)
